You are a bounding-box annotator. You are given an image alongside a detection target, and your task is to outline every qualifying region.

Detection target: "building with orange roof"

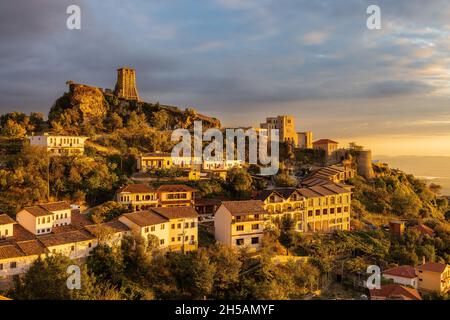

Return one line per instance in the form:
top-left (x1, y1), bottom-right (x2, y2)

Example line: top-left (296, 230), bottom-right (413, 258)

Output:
top-left (383, 265), bottom-right (418, 288)
top-left (416, 261), bottom-right (450, 294)
top-left (369, 284), bottom-right (422, 300)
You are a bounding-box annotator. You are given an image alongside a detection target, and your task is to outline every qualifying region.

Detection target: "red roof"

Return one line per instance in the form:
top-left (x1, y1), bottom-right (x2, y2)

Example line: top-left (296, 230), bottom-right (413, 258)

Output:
top-left (370, 285), bottom-right (421, 300)
top-left (414, 224), bottom-right (435, 237)
top-left (313, 139), bottom-right (338, 145)
top-left (383, 265), bottom-right (416, 279)
top-left (417, 262), bottom-right (448, 273)
top-left (117, 184), bottom-right (155, 194)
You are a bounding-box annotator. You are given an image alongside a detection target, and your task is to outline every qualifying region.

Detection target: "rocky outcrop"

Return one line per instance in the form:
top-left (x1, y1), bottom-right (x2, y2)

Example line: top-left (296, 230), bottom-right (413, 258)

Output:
top-left (69, 83), bottom-right (108, 124)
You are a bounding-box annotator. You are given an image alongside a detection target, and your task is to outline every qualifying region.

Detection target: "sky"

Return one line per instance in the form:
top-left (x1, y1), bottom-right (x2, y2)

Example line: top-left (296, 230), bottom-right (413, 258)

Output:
top-left (1, 0), bottom-right (450, 156)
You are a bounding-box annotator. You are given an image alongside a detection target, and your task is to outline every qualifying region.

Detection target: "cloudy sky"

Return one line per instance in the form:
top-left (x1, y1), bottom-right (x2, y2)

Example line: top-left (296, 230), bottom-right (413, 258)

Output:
top-left (1, 0), bottom-right (450, 156)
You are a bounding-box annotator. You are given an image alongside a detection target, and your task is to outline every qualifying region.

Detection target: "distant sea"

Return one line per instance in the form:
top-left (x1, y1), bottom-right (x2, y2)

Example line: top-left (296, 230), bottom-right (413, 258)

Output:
top-left (375, 156), bottom-right (450, 196)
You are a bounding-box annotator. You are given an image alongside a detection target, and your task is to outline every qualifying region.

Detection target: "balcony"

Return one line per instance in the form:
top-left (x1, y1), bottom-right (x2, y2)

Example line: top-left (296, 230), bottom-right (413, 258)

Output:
top-left (231, 217), bottom-right (265, 224)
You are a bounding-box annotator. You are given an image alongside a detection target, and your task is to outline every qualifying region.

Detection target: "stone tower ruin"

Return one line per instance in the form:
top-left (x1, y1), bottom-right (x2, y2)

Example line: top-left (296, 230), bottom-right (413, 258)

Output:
top-left (356, 150), bottom-right (375, 180)
top-left (114, 67), bottom-right (140, 101)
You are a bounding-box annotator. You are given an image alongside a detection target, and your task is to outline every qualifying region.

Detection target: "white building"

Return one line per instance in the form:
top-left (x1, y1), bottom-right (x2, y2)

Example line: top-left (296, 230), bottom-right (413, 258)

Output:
top-left (28, 134), bottom-right (88, 156)
top-left (383, 265), bottom-right (418, 289)
top-left (17, 202), bottom-right (72, 235)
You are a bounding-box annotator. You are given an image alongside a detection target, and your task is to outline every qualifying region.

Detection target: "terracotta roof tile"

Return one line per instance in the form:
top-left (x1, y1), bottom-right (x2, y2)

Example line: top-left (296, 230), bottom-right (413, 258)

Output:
top-left (313, 139), bottom-right (339, 145)
top-left (370, 284), bottom-right (421, 300)
top-left (0, 214), bottom-right (15, 225)
top-left (117, 184), bottom-right (156, 194)
top-left (157, 184), bottom-right (197, 193)
top-left (383, 265), bottom-right (416, 279)
top-left (151, 207), bottom-right (198, 219)
top-left (121, 211), bottom-right (168, 227)
top-left (417, 262), bottom-right (448, 273)
top-left (221, 200), bottom-right (266, 216)
top-left (39, 201), bottom-right (70, 212)
top-left (0, 242), bottom-right (24, 259)
top-left (15, 240), bottom-right (48, 256)
top-left (38, 230), bottom-right (95, 247)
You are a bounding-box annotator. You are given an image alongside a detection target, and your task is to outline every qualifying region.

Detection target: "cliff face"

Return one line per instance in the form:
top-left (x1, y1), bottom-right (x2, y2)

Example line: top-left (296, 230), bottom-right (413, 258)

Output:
top-left (70, 84), bottom-right (108, 124)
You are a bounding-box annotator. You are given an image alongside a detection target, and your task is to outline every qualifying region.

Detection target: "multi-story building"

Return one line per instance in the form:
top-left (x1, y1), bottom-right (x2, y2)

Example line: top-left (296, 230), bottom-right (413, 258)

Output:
top-left (119, 206), bottom-right (198, 252)
top-left (116, 184), bottom-right (159, 211)
top-left (255, 183), bottom-right (352, 233)
top-left (136, 152), bottom-right (193, 172)
top-left (16, 202), bottom-right (72, 235)
top-left (416, 262), bottom-right (450, 294)
top-left (313, 139), bottom-right (340, 164)
top-left (116, 184), bottom-right (197, 210)
top-left (260, 115), bottom-right (298, 146)
top-left (301, 165), bottom-right (356, 187)
top-left (214, 200), bottom-right (266, 252)
top-left (297, 131), bottom-right (313, 149)
top-left (28, 134), bottom-right (88, 156)
top-left (298, 184), bottom-right (351, 232)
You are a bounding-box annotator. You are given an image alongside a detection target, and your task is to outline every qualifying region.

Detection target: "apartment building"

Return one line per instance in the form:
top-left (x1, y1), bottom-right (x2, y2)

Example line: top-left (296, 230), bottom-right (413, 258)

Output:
top-left (136, 152), bottom-right (193, 172)
top-left (16, 202), bottom-right (72, 235)
top-left (298, 184), bottom-right (351, 232)
top-left (119, 206), bottom-right (198, 252)
top-left (116, 184), bottom-right (196, 210)
top-left (416, 262), bottom-right (450, 294)
top-left (28, 134), bottom-right (88, 156)
top-left (256, 188), bottom-right (306, 232)
top-left (214, 200), bottom-right (266, 252)
top-left (301, 165), bottom-right (356, 187)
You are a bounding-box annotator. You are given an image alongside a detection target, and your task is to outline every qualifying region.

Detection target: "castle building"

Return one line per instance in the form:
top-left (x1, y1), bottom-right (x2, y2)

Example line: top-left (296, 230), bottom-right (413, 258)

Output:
top-left (260, 115), bottom-right (298, 146)
top-left (297, 131), bottom-right (313, 149)
top-left (114, 67), bottom-right (140, 101)
top-left (28, 134), bottom-right (88, 156)
top-left (313, 139), bottom-right (340, 164)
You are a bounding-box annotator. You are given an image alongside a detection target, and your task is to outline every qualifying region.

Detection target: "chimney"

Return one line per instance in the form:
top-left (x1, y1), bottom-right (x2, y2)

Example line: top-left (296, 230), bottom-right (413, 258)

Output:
top-left (422, 256), bottom-right (426, 265)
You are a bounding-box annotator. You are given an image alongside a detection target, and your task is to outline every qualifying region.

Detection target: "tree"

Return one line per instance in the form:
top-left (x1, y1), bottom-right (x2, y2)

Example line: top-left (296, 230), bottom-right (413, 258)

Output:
top-left (225, 168), bottom-right (253, 199)
top-left (1, 119), bottom-right (26, 137)
top-left (273, 172), bottom-right (297, 187)
top-left (150, 110), bottom-right (170, 130)
top-left (279, 215), bottom-right (296, 255)
top-left (87, 244), bottom-right (125, 285)
top-left (10, 254), bottom-right (98, 300)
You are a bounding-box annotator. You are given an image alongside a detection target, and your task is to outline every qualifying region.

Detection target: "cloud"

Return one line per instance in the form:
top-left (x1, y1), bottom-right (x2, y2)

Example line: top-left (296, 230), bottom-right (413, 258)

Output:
top-left (302, 31), bottom-right (330, 45)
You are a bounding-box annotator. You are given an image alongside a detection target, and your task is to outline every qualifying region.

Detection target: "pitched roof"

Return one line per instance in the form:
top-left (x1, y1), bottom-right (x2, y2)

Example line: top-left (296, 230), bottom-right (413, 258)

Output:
top-left (21, 201), bottom-right (71, 217)
top-left (414, 224), bottom-right (435, 237)
top-left (221, 200), bottom-right (266, 216)
top-left (151, 207), bottom-right (198, 220)
top-left (121, 211), bottom-right (168, 227)
top-left (0, 242), bottom-right (24, 259)
top-left (117, 184), bottom-right (155, 194)
top-left (38, 230), bottom-right (95, 247)
top-left (370, 284), bottom-right (421, 300)
top-left (15, 240), bottom-right (48, 256)
top-left (313, 139), bottom-right (338, 145)
top-left (417, 262), bottom-right (448, 273)
top-left (84, 220), bottom-right (130, 237)
top-left (39, 201), bottom-right (71, 212)
top-left (383, 265), bottom-right (416, 279)
top-left (157, 184), bottom-right (197, 193)
top-left (141, 152), bottom-right (172, 157)
top-left (255, 190), bottom-right (283, 201)
top-left (0, 214), bottom-right (15, 225)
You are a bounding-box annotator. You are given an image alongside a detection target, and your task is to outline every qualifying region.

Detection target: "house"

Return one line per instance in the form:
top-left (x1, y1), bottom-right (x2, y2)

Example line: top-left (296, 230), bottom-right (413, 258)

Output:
top-left (28, 134), bottom-right (88, 156)
top-left (116, 184), bottom-right (158, 211)
top-left (301, 165), bottom-right (355, 187)
top-left (16, 202), bottom-right (72, 235)
top-left (214, 200), bottom-right (266, 252)
top-left (383, 265), bottom-right (418, 288)
top-left (136, 152), bottom-right (194, 172)
top-left (0, 214), bottom-right (15, 239)
top-left (389, 220), bottom-right (406, 236)
top-left (119, 206), bottom-right (198, 253)
top-left (412, 223), bottom-right (435, 237)
top-left (157, 184), bottom-right (196, 207)
top-left (416, 262), bottom-right (450, 294)
top-left (369, 284), bottom-right (422, 300)
top-left (115, 184), bottom-right (196, 209)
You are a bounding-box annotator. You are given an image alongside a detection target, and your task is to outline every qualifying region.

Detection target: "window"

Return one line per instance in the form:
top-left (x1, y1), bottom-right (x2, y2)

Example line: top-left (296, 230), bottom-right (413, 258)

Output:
top-left (177, 236), bottom-right (181, 241)
top-left (308, 210), bottom-right (313, 217)
top-left (190, 222), bottom-right (195, 228)
top-left (160, 239), bottom-right (165, 245)
top-left (88, 243), bottom-right (92, 248)
top-left (47, 217), bottom-right (50, 223)
top-left (251, 237), bottom-right (259, 244)
top-left (185, 223), bottom-right (189, 228)
top-left (344, 206), bottom-right (349, 212)
top-left (236, 225), bottom-right (244, 231)
top-left (177, 223), bottom-right (181, 229)
top-left (65, 213), bottom-right (68, 218)
top-left (5, 229), bottom-right (8, 236)
top-left (10, 262), bottom-right (17, 269)
top-left (171, 224), bottom-right (175, 229)
top-left (185, 236), bottom-right (188, 241)
top-left (323, 209), bottom-right (328, 215)
top-left (337, 207), bottom-right (342, 214)
top-left (46, 228), bottom-right (50, 232)
top-left (151, 226), bottom-right (155, 232)
top-left (71, 246), bottom-right (75, 251)
top-left (37, 218), bottom-right (40, 224)
top-left (236, 238), bottom-right (244, 246)
top-left (161, 224), bottom-right (165, 230)
top-left (144, 227), bottom-right (149, 233)
top-left (251, 224), bottom-right (259, 230)
top-left (171, 237), bottom-right (175, 242)
top-left (191, 235), bottom-right (195, 241)
top-left (0, 263), bottom-right (3, 270)
top-left (315, 210), bottom-right (321, 216)
top-left (330, 208), bottom-right (335, 214)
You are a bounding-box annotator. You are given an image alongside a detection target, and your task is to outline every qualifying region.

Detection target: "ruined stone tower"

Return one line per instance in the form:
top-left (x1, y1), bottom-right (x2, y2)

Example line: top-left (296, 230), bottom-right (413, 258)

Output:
top-left (114, 67), bottom-right (140, 101)
top-left (356, 150), bottom-right (375, 180)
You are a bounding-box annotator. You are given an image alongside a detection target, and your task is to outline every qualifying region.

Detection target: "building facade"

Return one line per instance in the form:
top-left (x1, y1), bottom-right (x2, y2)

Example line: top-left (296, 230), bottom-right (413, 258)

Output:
top-left (297, 131), bottom-right (313, 149)
top-left (28, 134), bottom-right (88, 156)
top-left (260, 115), bottom-right (298, 146)
top-left (214, 200), bottom-right (266, 252)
